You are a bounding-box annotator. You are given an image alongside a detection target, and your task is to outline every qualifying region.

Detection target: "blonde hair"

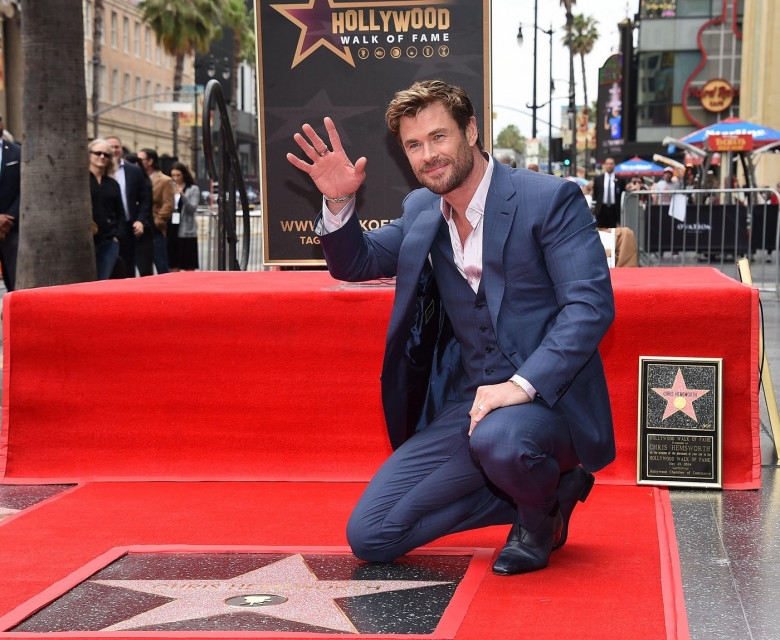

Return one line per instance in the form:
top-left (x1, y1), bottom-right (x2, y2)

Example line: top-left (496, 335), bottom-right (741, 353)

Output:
top-left (385, 79), bottom-right (483, 150)
top-left (88, 138), bottom-right (116, 175)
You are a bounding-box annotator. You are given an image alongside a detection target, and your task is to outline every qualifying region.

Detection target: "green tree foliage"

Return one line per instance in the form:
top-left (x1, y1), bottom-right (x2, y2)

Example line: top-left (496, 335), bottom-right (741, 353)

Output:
top-left (562, 13), bottom-right (599, 112)
top-left (495, 125), bottom-right (526, 154)
top-left (139, 0), bottom-right (223, 157)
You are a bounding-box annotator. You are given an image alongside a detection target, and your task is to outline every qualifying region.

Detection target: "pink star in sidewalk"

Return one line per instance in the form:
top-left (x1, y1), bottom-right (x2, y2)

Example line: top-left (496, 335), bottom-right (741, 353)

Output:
top-left (652, 368), bottom-right (710, 421)
top-left (92, 554), bottom-right (451, 632)
top-left (0, 507), bottom-right (19, 520)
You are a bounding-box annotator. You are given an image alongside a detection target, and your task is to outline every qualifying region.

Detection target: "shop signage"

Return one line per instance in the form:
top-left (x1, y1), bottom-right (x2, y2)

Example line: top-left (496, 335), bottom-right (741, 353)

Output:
top-left (689, 79), bottom-right (738, 113)
top-left (708, 133), bottom-right (753, 152)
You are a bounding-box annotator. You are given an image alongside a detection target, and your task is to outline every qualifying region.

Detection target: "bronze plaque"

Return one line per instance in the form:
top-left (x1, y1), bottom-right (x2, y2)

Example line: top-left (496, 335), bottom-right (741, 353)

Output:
top-left (638, 357), bottom-right (722, 488)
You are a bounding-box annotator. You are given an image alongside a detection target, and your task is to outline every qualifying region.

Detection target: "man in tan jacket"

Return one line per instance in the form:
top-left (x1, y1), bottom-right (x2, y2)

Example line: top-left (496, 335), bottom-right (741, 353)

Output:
top-left (138, 148), bottom-right (173, 274)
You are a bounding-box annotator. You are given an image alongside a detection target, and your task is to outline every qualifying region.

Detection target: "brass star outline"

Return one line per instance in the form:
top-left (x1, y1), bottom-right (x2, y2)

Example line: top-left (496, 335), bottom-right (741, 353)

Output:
top-left (272, 0), bottom-right (355, 68)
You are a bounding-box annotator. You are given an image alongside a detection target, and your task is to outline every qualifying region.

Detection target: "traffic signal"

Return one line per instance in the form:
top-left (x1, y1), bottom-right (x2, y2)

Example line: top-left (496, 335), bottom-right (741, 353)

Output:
top-left (549, 137), bottom-right (563, 162)
top-left (563, 157), bottom-right (571, 166)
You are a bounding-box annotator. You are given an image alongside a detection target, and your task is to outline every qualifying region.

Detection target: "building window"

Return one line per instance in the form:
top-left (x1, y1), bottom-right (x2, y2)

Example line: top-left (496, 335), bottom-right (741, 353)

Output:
top-left (123, 73), bottom-right (131, 102)
top-left (123, 17), bottom-right (130, 53)
top-left (635, 50), bottom-right (699, 127)
top-left (675, 0), bottom-right (713, 18)
top-left (135, 77), bottom-right (142, 109)
top-left (145, 81), bottom-right (152, 110)
top-left (156, 43), bottom-right (162, 66)
top-left (110, 12), bottom-right (118, 48)
top-left (85, 0), bottom-right (92, 39)
top-left (112, 69), bottom-right (119, 103)
top-left (99, 65), bottom-right (107, 102)
top-left (145, 29), bottom-right (152, 60)
top-left (134, 22), bottom-right (141, 57)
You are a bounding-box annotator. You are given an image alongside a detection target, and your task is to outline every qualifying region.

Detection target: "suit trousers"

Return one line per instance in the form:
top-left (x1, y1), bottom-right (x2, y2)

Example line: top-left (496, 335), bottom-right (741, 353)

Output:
top-left (135, 232), bottom-right (155, 277)
top-left (596, 203), bottom-right (621, 228)
top-left (346, 398), bottom-right (579, 563)
top-left (0, 230), bottom-right (18, 291)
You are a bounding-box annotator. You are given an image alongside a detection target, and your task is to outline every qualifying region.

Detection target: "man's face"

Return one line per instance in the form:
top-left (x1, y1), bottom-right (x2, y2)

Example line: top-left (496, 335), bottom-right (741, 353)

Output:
top-left (603, 158), bottom-right (615, 174)
top-left (399, 102), bottom-right (478, 196)
top-left (106, 137), bottom-right (123, 161)
top-left (137, 151), bottom-right (152, 175)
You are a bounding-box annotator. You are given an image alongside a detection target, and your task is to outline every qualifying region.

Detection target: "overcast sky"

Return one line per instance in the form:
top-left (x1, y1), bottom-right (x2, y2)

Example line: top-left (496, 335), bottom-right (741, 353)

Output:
top-left (490, 0), bottom-right (637, 141)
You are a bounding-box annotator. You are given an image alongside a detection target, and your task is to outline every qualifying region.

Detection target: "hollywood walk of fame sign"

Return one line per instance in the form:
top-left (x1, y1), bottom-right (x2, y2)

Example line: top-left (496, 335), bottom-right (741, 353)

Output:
top-left (637, 357), bottom-right (723, 488)
top-left (257, 0), bottom-right (491, 265)
top-left (1, 546), bottom-right (491, 635)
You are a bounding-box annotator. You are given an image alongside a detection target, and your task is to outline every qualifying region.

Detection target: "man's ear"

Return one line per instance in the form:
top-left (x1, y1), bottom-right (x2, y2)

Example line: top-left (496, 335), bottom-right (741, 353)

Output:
top-left (463, 116), bottom-right (479, 146)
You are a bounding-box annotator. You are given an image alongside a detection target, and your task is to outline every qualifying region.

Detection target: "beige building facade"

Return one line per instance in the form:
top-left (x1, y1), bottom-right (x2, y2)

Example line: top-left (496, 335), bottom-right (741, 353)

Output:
top-left (740, 0), bottom-right (780, 189)
top-left (84, 0), bottom-right (194, 159)
top-left (1, 1), bottom-right (193, 159)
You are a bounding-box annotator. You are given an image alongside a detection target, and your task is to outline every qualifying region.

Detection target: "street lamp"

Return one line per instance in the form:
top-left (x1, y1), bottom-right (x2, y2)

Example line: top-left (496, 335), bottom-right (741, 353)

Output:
top-left (517, 4), bottom-right (554, 174)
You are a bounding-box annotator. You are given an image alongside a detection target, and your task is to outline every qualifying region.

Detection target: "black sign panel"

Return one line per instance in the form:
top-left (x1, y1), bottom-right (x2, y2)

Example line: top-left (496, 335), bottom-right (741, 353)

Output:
top-left (257, 0), bottom-right (491, 265)
top-left (638, 357), bottom-right (722, 488)
top-left (644, 203), bottom-right (749, 254)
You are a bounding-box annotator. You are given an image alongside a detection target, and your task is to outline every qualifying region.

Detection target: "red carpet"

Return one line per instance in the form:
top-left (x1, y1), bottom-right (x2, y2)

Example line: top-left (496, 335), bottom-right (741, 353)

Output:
top-left (0, 267), bottom-right (756, 638)
top-left (0, 482), bottom-right (687, 639)
top-left (0, 268), bottom-right (760, 488)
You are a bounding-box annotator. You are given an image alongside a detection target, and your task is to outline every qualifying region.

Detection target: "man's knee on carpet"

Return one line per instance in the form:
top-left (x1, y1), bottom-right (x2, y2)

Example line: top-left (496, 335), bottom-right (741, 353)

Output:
top-left (346, 510), bottom-right (409, 563)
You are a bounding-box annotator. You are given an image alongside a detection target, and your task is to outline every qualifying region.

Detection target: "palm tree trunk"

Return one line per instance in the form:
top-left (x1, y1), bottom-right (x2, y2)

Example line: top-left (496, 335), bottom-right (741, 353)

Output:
top-left (580, 52), bottom-right (588, 110)
top-left (18, 0), bottom-right (96, 288)
top-left (91, 0), bottom-right (104, 138)
top-left (580, 52), bottom-right (589, 175)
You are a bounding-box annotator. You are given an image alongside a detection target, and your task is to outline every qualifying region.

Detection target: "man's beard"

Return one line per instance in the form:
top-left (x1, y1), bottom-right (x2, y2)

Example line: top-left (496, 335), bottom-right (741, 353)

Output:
top-left (414, 136), bottom-right (475, 195)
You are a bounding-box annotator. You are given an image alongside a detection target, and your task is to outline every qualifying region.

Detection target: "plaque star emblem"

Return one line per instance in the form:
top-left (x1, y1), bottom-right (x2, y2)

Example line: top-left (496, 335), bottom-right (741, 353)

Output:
top-left (91, 554), bottom-right (451, 632)
top-left (651, 368), bottom-right (710, 421)
top-left (272, 0), bottom-right (355, 68)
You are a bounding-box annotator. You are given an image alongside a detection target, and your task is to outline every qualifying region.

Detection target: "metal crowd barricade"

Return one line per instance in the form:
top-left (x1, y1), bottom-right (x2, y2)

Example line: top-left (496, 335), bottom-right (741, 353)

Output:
top-left (622, 187), bottom-right (780, 296)
top-left (196, 206), bottom-right (265, 272)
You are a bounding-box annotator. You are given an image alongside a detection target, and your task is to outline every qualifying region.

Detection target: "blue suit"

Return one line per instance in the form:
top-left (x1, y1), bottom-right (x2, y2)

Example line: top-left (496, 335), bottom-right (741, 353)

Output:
top-left (319, 160), bottom-right (615, 562)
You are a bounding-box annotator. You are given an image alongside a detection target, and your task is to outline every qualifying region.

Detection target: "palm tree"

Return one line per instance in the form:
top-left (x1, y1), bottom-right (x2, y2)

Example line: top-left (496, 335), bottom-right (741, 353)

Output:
top-left (564, 14), bottom-right (599, 115)
top-left (17, 0), bottom-right (96, 288)
top-left (563, 13), bottom-right (598, 176)
top-left (560, 0), bottom-right (576, 175)
top-left (139, 0), bottom-right (223, 159)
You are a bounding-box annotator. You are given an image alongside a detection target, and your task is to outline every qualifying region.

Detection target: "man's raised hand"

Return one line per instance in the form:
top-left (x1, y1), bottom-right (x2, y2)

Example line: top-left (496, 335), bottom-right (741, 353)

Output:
top-left (286, 117), bottom-right (367, 205)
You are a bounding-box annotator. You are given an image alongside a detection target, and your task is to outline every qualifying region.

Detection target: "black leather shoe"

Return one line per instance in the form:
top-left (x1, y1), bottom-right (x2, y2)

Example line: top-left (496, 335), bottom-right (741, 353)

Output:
top-left (492, 507), bottom-right (559, 576)
top-left (553, 466), bottom-right (595, 551)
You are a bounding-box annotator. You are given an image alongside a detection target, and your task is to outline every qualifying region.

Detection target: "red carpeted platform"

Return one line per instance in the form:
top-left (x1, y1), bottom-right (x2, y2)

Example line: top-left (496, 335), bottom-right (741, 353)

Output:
top-left (0, 267), bottom-right (760, 488)
top-left (0, 266), bottom-right (758, 638)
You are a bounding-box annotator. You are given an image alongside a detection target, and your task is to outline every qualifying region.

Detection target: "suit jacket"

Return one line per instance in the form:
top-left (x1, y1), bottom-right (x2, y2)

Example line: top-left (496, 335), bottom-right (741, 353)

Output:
top-left (121, 160), bottom-right (152, 230)
top-left (318, 160), bottom-right (616, 472)
top-left (0, 140), bottom-right (21, 227)
top-left (592, 171), bottom-right (626, 219)
top-left (150, 171), bottom-right (174, 235)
